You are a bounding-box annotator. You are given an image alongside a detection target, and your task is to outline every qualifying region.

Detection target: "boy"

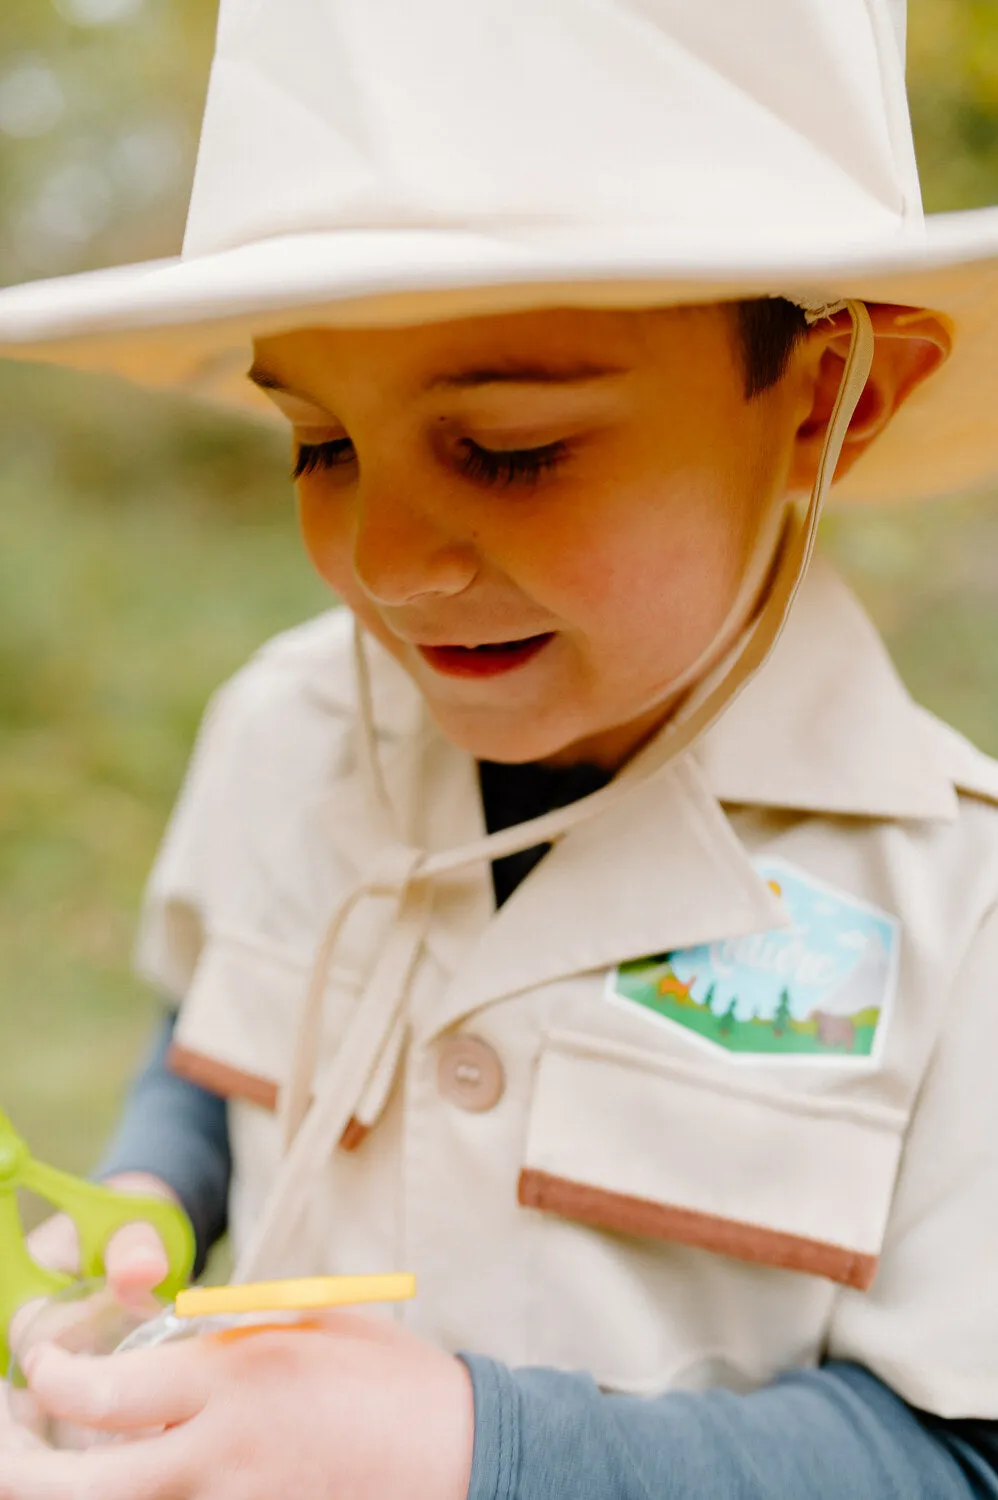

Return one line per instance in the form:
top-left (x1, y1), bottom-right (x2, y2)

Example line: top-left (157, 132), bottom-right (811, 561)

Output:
top-left (4, 1), bottom-right (998, 1496)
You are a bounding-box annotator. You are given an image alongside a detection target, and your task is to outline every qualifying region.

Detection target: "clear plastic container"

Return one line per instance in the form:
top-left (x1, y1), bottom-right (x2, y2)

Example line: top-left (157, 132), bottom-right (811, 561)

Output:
top-left (7, 1281), bottom-right (307, 1450)
top-left (7, 1280), bottom-right (165, 1449)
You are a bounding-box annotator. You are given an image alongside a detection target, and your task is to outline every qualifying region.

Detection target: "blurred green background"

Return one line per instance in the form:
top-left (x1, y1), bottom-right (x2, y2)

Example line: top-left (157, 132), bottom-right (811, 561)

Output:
top-left (0, 0), bottom-right (997, 1195)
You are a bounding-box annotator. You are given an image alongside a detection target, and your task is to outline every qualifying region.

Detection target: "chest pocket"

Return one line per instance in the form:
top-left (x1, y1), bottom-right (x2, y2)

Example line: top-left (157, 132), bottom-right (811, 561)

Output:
top-left (519, 1029), bottom-right (905, 1289)
top-left (515, 1029), bottom-right (907, 1391)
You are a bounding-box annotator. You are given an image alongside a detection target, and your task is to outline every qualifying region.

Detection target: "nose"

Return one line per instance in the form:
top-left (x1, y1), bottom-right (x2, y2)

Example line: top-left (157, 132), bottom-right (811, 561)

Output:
top-left (352, 480), bottom-right (478, 606)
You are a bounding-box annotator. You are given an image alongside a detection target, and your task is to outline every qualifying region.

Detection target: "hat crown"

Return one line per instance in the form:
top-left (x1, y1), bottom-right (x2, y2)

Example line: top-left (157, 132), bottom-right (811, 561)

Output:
top-left (184, 0), bottom-right (921, 261)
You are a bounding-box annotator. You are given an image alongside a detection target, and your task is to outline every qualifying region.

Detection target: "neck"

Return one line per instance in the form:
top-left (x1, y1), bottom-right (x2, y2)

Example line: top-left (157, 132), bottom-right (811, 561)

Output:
top-left (537, 697), bottom-right (680, 772)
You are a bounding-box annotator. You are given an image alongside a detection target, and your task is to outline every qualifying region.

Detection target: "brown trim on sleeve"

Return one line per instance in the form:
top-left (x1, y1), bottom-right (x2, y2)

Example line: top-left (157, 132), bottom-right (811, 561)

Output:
top-left (339, 1117), bottom-right (371, 1152)
top-left (168, 1045), bottom-right (366, 1154)
top-left (518, 1168), bottom-right (878, 1290)
top-left (167, 1042), bottom-right (278, 1112)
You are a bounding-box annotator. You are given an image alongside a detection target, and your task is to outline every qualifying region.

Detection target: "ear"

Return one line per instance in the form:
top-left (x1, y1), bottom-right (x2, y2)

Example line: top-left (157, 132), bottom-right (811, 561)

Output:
top-left (787, 303), bottom-right (952, 493)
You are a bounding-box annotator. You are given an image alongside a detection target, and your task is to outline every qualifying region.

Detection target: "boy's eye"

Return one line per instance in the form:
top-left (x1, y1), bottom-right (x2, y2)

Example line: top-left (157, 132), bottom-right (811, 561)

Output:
top-left (291, 437), bottom-right (355, 481)
top-left (455, 439), bottom-right (569, 488)
top-left (291, 434), bottom-right (570, 487)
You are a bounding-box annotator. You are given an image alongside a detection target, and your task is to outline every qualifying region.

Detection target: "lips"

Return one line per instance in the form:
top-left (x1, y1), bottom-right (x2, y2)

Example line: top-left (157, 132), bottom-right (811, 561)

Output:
top-left (417, 633), bottom-right (554, 679)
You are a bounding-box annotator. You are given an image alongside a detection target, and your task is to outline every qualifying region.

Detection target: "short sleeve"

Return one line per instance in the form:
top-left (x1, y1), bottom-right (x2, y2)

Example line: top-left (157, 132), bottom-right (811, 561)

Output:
top-left (827, 901), bottom-right (998, 1418)
top-left (133, 681), bottom-right (245, 1001)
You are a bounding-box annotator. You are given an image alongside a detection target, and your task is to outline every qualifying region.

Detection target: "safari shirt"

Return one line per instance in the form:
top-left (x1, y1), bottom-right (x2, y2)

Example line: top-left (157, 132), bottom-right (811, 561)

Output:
top-left (136, 555), bottom-right (998, 1421)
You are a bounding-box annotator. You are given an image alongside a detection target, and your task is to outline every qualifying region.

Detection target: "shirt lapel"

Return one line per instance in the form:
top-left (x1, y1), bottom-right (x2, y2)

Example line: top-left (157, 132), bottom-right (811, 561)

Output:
top-left (415, 729), bottom-right (495, 980)
top-left (425, 754), bottom-right (788, 1039)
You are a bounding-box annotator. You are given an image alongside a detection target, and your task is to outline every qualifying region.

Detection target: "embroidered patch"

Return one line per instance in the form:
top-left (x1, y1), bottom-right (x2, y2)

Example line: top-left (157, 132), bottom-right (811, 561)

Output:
top-left (608, 859), bottom-right (899, 1063)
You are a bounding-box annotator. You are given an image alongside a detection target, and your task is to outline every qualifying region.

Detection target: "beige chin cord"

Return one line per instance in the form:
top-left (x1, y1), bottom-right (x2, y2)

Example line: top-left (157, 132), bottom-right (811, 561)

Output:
top-left (233, 300), bottom-right (875, 1284)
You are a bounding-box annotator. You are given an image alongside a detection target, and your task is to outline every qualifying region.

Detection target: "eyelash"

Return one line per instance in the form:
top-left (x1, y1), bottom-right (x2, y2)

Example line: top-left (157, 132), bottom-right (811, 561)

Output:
top-left (454, 439), bottom-right (568, 488)
top-left (291, 438), bottom-right (354, 481)
top-left (291, 437), bottom-right (569, 487)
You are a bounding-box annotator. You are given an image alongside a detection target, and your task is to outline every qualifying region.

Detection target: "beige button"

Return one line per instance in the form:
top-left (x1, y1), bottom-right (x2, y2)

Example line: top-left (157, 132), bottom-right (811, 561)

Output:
top-left (437, 1035), bottom-right (505, 1113)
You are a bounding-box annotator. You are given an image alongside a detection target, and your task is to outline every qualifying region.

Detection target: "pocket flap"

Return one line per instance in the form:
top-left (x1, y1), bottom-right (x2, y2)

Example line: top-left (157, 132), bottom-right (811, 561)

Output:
top-left (168, 928), bottom-right (361, 1113)
top-left (518, 1031), bottom-right (906, 1290)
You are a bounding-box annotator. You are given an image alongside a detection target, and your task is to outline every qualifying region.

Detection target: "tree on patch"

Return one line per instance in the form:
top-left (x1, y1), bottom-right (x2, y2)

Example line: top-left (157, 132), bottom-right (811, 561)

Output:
top-left (773, 987), bottom-right (792, 1037)
top-left (701, 982), bottom-right (716, 1014)
top-left (720, 997), bottom-right (738, 1035)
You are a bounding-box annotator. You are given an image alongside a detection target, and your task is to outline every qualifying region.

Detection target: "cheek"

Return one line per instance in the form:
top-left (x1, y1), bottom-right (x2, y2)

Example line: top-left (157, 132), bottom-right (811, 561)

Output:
top-left (521, 476), bottom-right (753, 644)
top-left (297, 485), bottom-right (354, 589)
top-left (296, 487), bottom-right (406, 659)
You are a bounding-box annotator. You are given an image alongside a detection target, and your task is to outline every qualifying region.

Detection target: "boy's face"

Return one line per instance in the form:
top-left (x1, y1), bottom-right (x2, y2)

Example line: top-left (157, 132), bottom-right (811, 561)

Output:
top-left (252, 306), bottom-right (808, 766)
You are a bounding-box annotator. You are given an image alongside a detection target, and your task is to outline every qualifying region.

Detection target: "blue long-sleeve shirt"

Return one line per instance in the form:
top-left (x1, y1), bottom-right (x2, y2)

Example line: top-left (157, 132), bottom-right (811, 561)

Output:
top-left (96, 1010), bottom-right (230, 1279)
top-left (461, 1356), bottom-right (998, 1499)
top-left (97, 757), bottom-right (998, 1497)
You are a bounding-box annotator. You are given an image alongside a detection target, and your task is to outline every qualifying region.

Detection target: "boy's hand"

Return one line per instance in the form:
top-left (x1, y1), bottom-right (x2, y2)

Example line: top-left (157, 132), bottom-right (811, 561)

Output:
top-left (1, 1175), bottom-right (181, 1455)
top-left (25, 1172), bottom-right (180, 1300)
top-left (0, 1311), bottom-right (476, 1500)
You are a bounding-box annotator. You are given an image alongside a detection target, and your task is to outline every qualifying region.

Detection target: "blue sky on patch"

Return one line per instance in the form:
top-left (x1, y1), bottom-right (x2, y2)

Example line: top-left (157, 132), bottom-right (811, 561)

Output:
top-left (666, 860), bottom-right (898, 1023)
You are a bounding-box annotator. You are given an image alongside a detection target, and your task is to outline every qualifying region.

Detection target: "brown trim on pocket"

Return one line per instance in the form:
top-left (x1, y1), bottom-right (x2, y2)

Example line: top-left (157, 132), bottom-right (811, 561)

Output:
top-left (168, 1043), bottom-right (278, 1112)
top-left (518, 1169), bottom-right (877, 1290)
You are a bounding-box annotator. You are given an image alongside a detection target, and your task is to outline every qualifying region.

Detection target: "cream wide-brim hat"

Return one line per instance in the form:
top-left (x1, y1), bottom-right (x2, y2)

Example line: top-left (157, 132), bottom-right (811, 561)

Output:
top-left (1, 0), bottom-right (998, 507)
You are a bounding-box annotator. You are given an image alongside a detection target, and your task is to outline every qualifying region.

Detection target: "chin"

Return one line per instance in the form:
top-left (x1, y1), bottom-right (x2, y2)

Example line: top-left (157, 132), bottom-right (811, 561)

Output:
top-left (427, 703), bottom-right (584, 765)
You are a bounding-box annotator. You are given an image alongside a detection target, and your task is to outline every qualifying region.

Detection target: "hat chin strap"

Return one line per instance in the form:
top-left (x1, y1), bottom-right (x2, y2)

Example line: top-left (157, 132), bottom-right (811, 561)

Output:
top-left (234, 300), bottom-right (875, 1284)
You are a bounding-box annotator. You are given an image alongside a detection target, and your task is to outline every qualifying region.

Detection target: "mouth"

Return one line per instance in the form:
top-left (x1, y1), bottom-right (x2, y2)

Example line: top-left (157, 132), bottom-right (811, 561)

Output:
top-left (416, 633), bottom-right (555, 679)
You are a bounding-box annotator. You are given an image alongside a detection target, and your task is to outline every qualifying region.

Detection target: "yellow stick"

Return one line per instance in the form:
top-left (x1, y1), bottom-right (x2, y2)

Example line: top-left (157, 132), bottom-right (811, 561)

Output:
top-left (175, 1273), bottom-right (416, 1319)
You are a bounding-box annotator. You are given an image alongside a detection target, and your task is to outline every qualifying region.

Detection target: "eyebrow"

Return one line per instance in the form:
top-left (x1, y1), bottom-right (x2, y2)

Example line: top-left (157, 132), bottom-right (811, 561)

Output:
top-left (247, 359), bottom-right (627, 398)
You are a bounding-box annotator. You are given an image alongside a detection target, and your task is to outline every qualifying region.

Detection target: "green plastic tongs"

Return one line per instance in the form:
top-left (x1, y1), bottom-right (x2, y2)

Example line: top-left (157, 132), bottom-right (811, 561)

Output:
top-left (0, 1107), bottom-right (195, 1372)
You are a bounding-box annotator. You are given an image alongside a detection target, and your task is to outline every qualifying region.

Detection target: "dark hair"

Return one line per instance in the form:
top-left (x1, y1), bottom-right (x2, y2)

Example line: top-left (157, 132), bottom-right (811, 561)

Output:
top-left (736, 297), bottom-right (809, 398)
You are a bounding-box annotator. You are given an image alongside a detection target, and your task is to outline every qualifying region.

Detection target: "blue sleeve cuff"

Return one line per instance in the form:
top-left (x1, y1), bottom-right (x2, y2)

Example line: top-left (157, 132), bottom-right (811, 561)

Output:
top-left (459, 1354), bottom-right (520, 1500)
top-left (457, 1354), bottom-right (997, 1500)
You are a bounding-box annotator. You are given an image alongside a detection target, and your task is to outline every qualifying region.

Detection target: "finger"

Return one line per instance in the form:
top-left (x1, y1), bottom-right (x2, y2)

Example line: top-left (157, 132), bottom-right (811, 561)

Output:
top-left (9, 1300), bottom-right (50, 1362)
top-left (104, 1223), bottom-right (170, 1297)
top-left (24, 1343), bottom-right (209, 1433)
top-left (0, 1432), bottom-right (189, 1500)
top-left (0, 1384), bottom-right (47, 1452)
top-left (10, 1288), bottom-right (116, 1367)
top-left (25, 1217), bottom-right (81, 1278)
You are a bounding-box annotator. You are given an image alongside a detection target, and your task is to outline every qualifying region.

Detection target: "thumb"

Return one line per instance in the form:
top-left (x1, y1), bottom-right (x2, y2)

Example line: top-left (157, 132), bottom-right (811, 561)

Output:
top-left (99, 1172), bottom-right (180, 1301)
top-left (25, 1214), bottom-right (81, 1278)
top-left (104, 1222), bottom-right (171, 1300)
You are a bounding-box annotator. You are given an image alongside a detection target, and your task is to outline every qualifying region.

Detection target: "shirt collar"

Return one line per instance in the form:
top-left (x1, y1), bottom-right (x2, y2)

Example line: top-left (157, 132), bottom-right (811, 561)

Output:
top-left (694, 555), bottom-right (959, 822)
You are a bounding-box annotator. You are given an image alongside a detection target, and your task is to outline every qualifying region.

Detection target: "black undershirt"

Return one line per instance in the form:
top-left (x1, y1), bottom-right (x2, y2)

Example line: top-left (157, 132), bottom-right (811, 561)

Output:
top-left (478, 758), bottom-right (613, 908)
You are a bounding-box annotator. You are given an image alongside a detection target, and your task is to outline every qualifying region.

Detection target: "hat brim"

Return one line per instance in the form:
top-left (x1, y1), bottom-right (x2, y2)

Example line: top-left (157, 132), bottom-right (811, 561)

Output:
top-left (2, 208), bottom-right (998, 504)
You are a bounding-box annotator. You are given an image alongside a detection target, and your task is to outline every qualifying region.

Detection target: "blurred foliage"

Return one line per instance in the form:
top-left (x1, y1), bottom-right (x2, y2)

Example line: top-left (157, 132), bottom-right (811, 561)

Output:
top-left (0, 360), bottom-right (326, 1195)
top-left (0, 0), bottom-right (215, 281)
top-left (907, 0), bottom-right (998, 208)
top-left (0, 0), bottom-right (997, 1194)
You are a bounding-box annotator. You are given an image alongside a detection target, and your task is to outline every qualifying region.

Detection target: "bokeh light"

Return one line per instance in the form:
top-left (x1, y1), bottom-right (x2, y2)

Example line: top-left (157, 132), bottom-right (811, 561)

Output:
top-left (54, 0), bottom-right (146, 27)
top-left (0, 58), bottom-right (65, 138)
